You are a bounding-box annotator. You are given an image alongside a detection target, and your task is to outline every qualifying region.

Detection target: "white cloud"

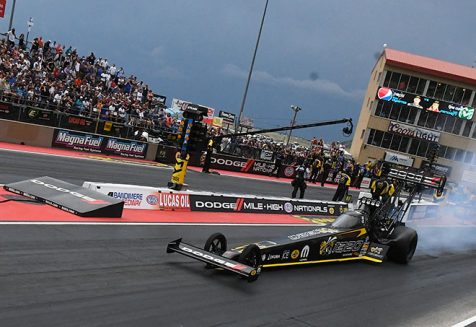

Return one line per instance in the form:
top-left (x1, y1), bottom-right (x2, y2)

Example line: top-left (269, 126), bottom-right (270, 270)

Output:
top-left (222, 64), bottom-right (364, 99)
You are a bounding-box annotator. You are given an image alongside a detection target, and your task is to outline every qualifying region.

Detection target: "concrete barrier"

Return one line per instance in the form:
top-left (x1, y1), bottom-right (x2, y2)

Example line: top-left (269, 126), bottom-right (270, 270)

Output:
top-left (0, 119), bottom-right (54, 147)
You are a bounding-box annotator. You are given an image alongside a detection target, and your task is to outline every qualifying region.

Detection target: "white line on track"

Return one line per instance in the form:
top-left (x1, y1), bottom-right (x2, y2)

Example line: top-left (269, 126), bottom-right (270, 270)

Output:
top-left (0, 221), bottom-right (316, 227)
top-left (0, 148), bottom-right (171, 170)
top-left (452, 314), bottom-right (476, 327)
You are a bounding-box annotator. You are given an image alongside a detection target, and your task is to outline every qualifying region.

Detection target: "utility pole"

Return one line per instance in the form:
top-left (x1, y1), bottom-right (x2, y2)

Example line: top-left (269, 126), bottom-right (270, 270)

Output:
top-left (8, 0), bottom-right (17, 31)
top-left (236, 0), bottom-right (269, 132)
top-left (286, 105), bottom-right (302, 145)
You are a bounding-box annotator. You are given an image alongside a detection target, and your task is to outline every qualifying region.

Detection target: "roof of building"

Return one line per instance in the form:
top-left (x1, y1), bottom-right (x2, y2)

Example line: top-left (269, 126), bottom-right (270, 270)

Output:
top-left (383, 48), bottom-right (476, 86)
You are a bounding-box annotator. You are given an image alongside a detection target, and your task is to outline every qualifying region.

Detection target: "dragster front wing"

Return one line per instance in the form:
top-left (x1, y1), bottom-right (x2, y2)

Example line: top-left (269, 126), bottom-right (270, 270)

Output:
top-left (167, 239), bottom-right (260, 281)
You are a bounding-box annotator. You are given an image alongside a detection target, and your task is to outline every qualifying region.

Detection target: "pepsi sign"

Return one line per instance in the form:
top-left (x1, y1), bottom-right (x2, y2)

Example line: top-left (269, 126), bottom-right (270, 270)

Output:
top-left (376, 87), bottom-right (474, 120)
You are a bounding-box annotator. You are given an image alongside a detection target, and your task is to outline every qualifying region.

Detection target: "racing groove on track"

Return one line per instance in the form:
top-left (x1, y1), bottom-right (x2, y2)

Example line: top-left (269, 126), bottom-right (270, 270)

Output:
top-left (0, 225), bottom-right (475, 327)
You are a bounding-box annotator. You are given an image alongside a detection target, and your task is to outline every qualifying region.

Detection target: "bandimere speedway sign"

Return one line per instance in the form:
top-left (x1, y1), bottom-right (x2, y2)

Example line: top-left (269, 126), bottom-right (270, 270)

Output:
top-left (52, 129), bottom-right (148, 159)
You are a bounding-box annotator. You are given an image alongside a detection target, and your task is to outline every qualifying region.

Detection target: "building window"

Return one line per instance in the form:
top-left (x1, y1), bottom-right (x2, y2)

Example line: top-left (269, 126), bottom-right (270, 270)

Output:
top-left (381, 132), bottom-right (393, 149)
top-left (438, 145), bottom-right (447, 158)
top-left (452, 119), bottom-right (463, 135)
top-left (407, 107), bottom-right (418, 124)
top-left (399, 137), bottom-right (410, 152)
top-left (388, 72), bottom-right (401, 89)
top-left (398, 105), bottom-right (410, 123)
top-left (426, 81), bottom-right (437, 98)
top-left (417, 110), bottom-right (428, 127)
top-left (416, 140), bottom-right (429, 157)
top-left (407, 76), bottom-right (419, 93)
top-left (435, 115), bottom-right (446, 131)
top-left (462, 89), bottom-right (473, 106)
top-left (390, 134), bottom-right (402, 151)
top-left (367, 129), bottom-right (376, 145)
top-left (425, 112), bottom-right (438, 129)
top-left (455, 149), bottom-right (465, 162)
top-left (383, 71), bottom-right (392, 87)
top-left (464, 151), bottom-right (474, 164)
top-left (389, 105), bottom-right (400, 120)
top-left (443, 116), bottom-right (456, 133)
top-left (408, 139), bottom-right (419, 155)
top-left (445, 147), bottom-right (456, 160)
top-left (398, 74), bottom-right (410, 91)
top-left (434, 83), bottom-right (446, 100)
top-left (453, 87), bottom-right (465, 104)
top-left (443, 85), bottom-right (456, 102)
top-left (462, 121), bottom-right (473, 137)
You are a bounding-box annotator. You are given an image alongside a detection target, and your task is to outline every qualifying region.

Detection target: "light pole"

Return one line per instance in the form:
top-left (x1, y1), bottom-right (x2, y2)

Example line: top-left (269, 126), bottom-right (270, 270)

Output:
top-left (26, 17), bottom-right (34, 44)
top-left (286, 105), bottom-right (302, 145)
top-left (7, 0), bottom-right (17, 31)
top-left (235, 0), bottom-right (269, 132)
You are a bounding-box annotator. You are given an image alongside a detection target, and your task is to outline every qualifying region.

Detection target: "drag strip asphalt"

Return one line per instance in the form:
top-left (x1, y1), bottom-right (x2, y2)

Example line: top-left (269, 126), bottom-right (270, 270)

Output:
top-left (0, 224), bottom-right (475, 327)
top-left (2, 149), bottom-right (476, 326)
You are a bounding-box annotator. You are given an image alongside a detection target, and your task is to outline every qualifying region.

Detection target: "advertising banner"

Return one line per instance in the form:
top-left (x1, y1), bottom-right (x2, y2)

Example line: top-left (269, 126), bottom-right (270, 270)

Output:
top-left (0, 102), bottom-right (19, 120)
top-left (388, 121), bottom-right (440, 142)
top-left (208, 153), bottom-right (296, 178)
top-left (260, 150), bottom-right (274, 161)
top-left (52, 129), bottom-right (104, 153)
top-left (20, 107), bottom-right (57, 126)
top-left (420, 160), bottom-right (452, 176)
top-left (103, 137), bottom-right (148, 159)
top-left (219, 111), bottom-right (236, 124)
top-left (384, 151), bottom-right (414, 167)
top-left (172, 98), bottom-right (214, 118)
top-left (189, 195), bottom-right (348, 216)
top-left (377, 87), bottom-right (474, 120)
top-left (60, 114), bottom-right (96, 133)
top-left (52, 129), bottom-right (148, 158)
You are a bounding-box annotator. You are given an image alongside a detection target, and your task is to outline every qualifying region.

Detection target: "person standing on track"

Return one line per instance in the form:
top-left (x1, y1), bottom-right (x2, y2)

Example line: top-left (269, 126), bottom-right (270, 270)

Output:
top-left (332, 167), bottom-right (351, 202)
top-left (291, 164), bottom-right (308, 199)
top-left (309, 156), bottom-right (322, 183)
top-left (320, 158), bottom-right (332, 187)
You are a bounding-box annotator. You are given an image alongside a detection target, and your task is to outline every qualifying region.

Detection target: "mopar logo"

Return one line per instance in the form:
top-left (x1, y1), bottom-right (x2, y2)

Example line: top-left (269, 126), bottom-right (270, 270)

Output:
top-left (300, 245), bottom-right (310, 260)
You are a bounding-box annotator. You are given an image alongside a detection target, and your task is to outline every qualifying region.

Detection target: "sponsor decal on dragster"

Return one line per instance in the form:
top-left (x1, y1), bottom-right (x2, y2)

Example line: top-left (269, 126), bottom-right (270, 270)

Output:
top-left (189, 195), bottom-right (345, 216)
top-left (319, 235), bottom-right (368, 257)
top-left (179, 244), bottom-right (248, 272)
top-left (146, 193), bottom-right (190, 210)
top-left (287, 228), bottom-right (339, 241)
top-left (365, 243), bottom-right (388, 260)
top-left (108, 192), bottom-right (143, 206)
top-left (53, 130), bottom-right (103, 152)
top-left (105, 138), bottom-right (147, 158)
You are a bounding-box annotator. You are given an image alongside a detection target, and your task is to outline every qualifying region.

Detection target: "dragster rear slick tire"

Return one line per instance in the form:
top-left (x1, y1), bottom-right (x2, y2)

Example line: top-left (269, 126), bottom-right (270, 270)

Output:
top-left (204, 233), bottom-right (227, 269)
top-left (387, 226), bottom-right (418, 264)
top-left (238, 244), bottom-right (262, 282)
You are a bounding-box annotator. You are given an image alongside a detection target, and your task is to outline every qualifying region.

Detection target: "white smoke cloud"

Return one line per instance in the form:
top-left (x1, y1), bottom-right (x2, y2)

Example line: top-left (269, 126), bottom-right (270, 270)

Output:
top-left (222, 64), bottom-right (364, 99)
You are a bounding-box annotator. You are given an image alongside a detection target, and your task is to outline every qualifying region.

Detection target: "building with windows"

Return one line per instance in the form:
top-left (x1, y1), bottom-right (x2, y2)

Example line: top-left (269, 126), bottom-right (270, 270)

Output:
top-left (350, 48), bottom-right (476, 182)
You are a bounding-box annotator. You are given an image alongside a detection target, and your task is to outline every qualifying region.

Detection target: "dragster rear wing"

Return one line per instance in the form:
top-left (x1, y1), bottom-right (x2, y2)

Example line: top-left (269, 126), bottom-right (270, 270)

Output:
top-left (387, 167), bottom-right (446, 191)
top-left (167, 239), bottom-right (260, 281)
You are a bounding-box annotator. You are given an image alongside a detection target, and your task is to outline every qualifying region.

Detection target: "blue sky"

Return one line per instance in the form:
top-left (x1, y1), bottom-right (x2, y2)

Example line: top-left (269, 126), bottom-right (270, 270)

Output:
top-left (1, 0), bottom-right (475, 141)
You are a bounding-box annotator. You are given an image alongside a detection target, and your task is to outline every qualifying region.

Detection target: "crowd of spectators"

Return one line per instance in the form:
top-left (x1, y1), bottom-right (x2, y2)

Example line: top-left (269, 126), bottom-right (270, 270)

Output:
top-left (218, 133), bottom-right (384, 187)
top-left (0, 28), bottom-right (385, 187)
top-left (0, 29), bottom-right (178, 134)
